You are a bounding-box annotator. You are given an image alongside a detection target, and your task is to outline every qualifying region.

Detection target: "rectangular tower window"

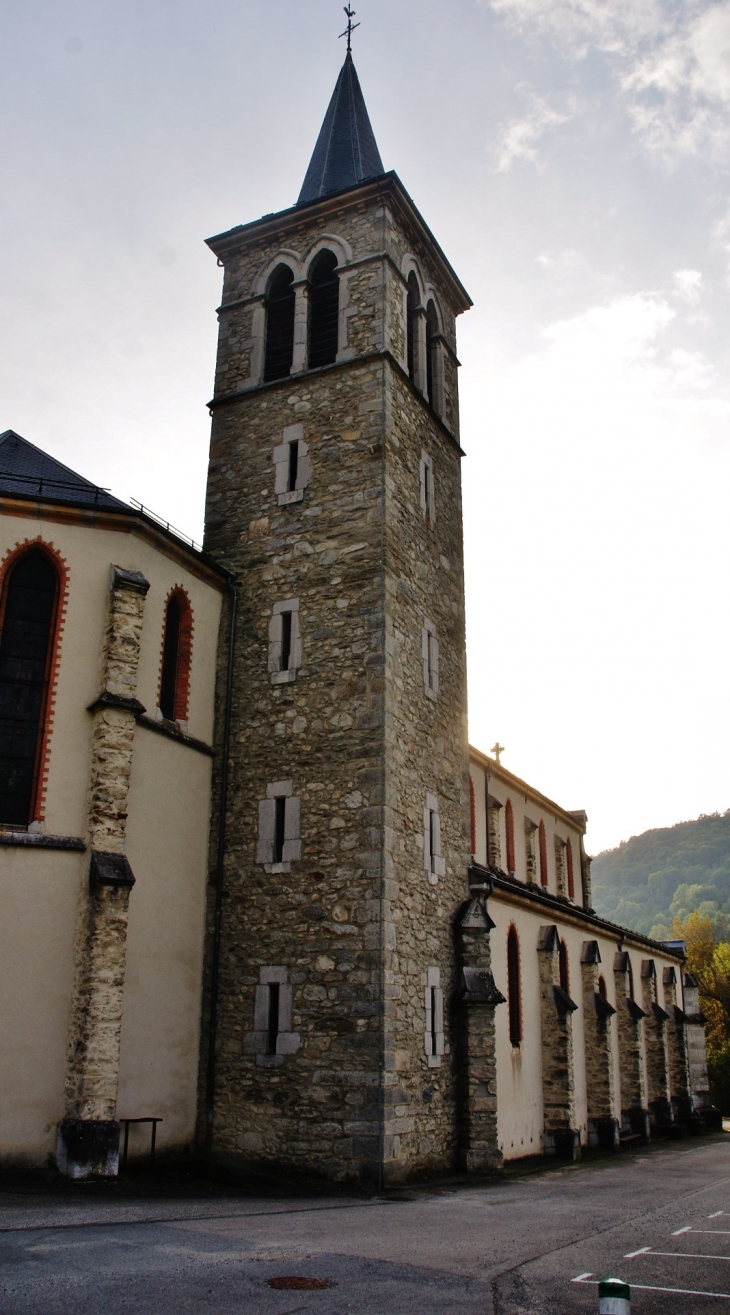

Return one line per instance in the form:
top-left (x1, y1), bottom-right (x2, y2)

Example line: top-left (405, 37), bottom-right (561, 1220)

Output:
top-left (269, 598), bottom-right (301, 685)
top-left (274, 423), bottom-right (310, 505)
top-left (424, 967), bottom-right (444, 1068)
top-left (419, 450), bottom-right (435, 525)
top-left (267, 982), bottom-right (280, 1055)
top-left (422, 620), bottom-right (439, 700)
top-left (257, 781), bottom-right (301, 871)
top-left (423, 792), bottom-right (446, 883)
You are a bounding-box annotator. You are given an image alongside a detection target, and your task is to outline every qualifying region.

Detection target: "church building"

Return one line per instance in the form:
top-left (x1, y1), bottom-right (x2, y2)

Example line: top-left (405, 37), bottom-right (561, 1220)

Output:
top-left (0, 46), bottom-right (711, 1182)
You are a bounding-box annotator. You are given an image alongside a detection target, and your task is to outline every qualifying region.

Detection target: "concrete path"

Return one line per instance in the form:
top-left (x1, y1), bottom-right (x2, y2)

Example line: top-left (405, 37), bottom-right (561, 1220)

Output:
top-left (2, 1136), bottom-right (730, 1312)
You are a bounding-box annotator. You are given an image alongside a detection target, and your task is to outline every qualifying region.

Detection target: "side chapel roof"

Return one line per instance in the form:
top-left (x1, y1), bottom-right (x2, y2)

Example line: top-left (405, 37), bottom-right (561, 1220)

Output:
top-left (297, 52), bottom-right (384, 206)
top-left (0, 430), bottom-right (128, 510)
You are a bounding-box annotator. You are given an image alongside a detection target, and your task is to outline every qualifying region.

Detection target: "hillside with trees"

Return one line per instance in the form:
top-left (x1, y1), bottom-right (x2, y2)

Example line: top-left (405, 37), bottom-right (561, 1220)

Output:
top-left (591, 811), bottom-right (730, 942)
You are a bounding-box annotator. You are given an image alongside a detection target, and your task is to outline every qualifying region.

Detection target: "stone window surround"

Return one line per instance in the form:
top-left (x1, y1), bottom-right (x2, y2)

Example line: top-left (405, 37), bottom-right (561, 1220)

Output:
top-left (524, 817), bottom-right (538, 884)
top-left (422, 618), bottom-right (439, 701)
top-left (487, 793), bottom-right (503, 869)
top-left (554, 835), bottom-right (567, 898)
top-left (419, 450), bottom-right (435, 526)
top-left (268, 597), bottom-right (302, 685)
top-left (243, 965), bottom-right (301, 1067)
top-left (424, 966), bottom-right (444, 1068)
top-left (400, 255), bottom-right (446, 420)
top-left (273, 423), bottom-right (311, 506)
top-left (238, 237), bottom-right (356, 389)
top-left (256, 780), bottom-right (301, 873)
top-left (424, 791), bottom-right (446, 884)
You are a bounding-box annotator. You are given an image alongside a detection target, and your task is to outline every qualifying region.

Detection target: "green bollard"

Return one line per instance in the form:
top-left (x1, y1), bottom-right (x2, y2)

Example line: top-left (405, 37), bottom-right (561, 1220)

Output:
top-left (598, 1277), bottom-right (630, 1314)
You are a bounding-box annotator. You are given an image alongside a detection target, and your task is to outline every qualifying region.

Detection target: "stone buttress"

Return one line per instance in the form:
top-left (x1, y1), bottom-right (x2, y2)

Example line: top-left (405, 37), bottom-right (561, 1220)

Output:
top-left (641, 958), bottom-right (671, 1131)
top-left (58, 565), bottom-right (148, 1178)
top-left (456, 890), bottom-right (505, 1172)
top-left (613, 951), bottom-right (649, 1141)
top-left (537, 924), bottom-right (580, 1159)
top-left (580, 940), bottom-right (618, 1150)
top-left (663, 966), bottom-right (691, 1122)
top-left (200, 78), bottom-right (475, 1184)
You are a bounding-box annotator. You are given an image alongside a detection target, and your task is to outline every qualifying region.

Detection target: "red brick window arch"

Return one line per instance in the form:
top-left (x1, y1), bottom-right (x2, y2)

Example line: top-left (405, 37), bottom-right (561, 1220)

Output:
top-left (566, 836), bottom-right (575, 900)
top-left (507, 924), bottom-right (522, 1047)
top-left (559, 938), bottom-right (570, 994)
top-left (538, 820), bottom-right (549, 887)
top-left (505, 798), bottom-right (515, 874)
top-left (0, 541), bottom-right (66, 826)
top-left (159, 588), bottom-right (193, 722)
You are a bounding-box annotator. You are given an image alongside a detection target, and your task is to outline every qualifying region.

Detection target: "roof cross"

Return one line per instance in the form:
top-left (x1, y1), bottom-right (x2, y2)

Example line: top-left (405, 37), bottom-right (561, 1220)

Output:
top-left (339, 5), bottom-right (360, 52)
top-left (491, 742), bottom-right (505, 766)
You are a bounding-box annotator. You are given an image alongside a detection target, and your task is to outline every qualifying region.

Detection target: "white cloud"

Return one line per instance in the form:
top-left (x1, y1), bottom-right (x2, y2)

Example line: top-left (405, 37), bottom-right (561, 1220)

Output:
top-left (673, 268), bottom-right (704, 302)
top-left (485, 0), bottom-right (730, 163)
top-left (496, 94), bottom-right (573, 170)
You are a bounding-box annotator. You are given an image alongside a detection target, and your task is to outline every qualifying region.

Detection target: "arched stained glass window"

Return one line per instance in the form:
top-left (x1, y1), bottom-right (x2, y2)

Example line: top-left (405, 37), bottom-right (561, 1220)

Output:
top-left (505, 798), bottom-right (515, 874)
top-left (264, 265), bottom-right (295, 382)
top-left (507, 925), bottom-right (521, 1046)
top-left (538, 820), bottom-right (548, 887)
top-left (159, 590), bottom-right (192, 723)
top-left (307, 250), bottom-right (339, 368)
top-left (0, 549), bottom-right (58, 826)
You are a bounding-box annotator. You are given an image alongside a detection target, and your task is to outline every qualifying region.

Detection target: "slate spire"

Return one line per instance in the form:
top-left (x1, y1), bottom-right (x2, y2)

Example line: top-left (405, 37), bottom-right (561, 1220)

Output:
top-left (297, 52), bottom-right (384, 206)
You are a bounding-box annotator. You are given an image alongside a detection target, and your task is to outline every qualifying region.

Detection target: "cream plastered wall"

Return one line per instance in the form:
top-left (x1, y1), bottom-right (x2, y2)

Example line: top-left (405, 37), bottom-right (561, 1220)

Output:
top-left (469, 757), bottom-right (585, 904)
top-left (0, 508), bottom-right (224, 1164)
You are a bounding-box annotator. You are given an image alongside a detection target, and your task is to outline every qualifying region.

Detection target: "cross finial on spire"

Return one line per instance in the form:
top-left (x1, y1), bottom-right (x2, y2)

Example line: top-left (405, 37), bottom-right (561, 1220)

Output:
top-left (340, 5), bottom-right (360, 52)
top-left (491, 742), bottom-right (505, 766)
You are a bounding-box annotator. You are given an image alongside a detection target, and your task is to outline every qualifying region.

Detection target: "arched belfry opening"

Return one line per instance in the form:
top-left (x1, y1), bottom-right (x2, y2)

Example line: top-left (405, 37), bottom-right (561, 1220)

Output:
top-left (406, 272), bottom-right (420, 382)
top-left (426, 300), bottom-right (439, 409)
top-left (307, 250), bottom-right (339, 369)
top-left (264, 264), bottom-right (295, 382)
top-left (0, 547), bottom-right (59, 826)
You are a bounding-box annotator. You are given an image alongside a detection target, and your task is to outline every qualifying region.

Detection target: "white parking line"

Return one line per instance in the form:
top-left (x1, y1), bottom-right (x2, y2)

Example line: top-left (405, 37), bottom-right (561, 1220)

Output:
top-left (571, 1276), bottom-right (730, 1299)
top-left (627, 1250), bottom-right (730, 1262)
top-left (624, 1246), bottom-right (651, 1257)
top-left (672, 1226), bottom-right (692, 1234)
top-left (710, 1212), bottom-right (725, 1219)
top-left (682, 1230), bottom-right (730, 1236)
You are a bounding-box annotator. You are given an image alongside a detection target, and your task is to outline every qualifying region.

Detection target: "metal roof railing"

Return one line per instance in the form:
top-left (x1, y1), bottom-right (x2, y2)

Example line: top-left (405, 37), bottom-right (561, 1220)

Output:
top-left (0, 470), bottom-right (114, 502)
top-left (130, 499), bottom-right (203, 553)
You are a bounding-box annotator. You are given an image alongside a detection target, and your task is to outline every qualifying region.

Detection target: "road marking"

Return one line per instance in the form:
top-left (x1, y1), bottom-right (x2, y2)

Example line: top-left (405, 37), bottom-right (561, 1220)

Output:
top-left (571, 1277), bottom-right (730, 1298)
top-left (710, 1212), bottom-right (725, 1218)
top-left (571, 1273), bottom-right (594, 1282)
top-left (672, 1226), bottom-right (692, 1234)
top-left (683, 1230), bottom-right (730, 1236)
top-left (628, 1250), bottom-right (730, 1262)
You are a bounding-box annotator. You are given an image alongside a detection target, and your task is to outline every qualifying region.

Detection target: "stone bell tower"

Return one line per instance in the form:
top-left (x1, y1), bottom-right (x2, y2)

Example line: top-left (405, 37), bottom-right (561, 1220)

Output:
top-left (201, 46), bottom-right (476, 1185)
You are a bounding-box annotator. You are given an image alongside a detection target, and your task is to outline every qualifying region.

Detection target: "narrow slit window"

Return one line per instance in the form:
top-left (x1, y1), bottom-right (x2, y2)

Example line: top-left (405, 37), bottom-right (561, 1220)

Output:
top-left (287, 440), bottom-right (299, 492)
top-left (307, 249), bottom-right (339, 368)
top-left (507, 925), bottom-right (521, 1047)
top-left (424, 968), bottom-right (444, 1066)
top-left (280, 611), bottom-right (292, 671)
top-left (264, 264), bottom-right (295, 382)
top-left (267, 983), bottom-right (280, 1055)
top-left (273, 796), bottom-right (286, 865)
top-left (422, 620), bottom-right (439, 700)
top-left (268, 599), bottom-right (301, 684)
top-left (423, 792), bottom-right (445, 881)
top-left (430, 987), bottom-right (438, 1056)
top-left (419, 450), bottom-right (435, 525)
top-left (0, 548), bottom-right (59, 826)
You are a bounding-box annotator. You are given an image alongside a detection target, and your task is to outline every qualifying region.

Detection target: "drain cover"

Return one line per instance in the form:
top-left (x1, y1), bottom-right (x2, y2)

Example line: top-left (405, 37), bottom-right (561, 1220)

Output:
top-left (267, 1277), bottom-right (335, 1290)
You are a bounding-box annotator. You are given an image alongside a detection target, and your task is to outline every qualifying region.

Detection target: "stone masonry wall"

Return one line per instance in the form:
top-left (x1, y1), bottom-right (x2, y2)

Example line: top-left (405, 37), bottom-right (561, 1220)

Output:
top-left (537, 926), bottom-right (577, 1151)
top-left (641, 962), bottom-right (669, 1124)
top-left (201, 181), bottom-right (470, 1183)
top-left (580, 952), bottom-right (615, 1125)
top-left (613, 954), bottom-right (646, 1124)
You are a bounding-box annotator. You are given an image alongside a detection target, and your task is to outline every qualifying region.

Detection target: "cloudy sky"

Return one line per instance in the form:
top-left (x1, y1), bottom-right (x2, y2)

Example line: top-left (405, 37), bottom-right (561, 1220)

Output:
top-left (3, 0), bottom-right (730, 853)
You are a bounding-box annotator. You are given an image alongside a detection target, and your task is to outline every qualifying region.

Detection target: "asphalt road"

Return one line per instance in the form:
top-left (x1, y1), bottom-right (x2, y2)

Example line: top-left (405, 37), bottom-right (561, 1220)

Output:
top-left (2, 1136), bottom-right (730, 1313)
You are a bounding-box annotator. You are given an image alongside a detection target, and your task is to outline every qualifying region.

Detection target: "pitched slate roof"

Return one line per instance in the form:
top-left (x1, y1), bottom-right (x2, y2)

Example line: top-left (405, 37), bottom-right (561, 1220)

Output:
top-left (297, 53), bottom-right (384, 206)
top-left (0, 430), bottom-right (129, 510)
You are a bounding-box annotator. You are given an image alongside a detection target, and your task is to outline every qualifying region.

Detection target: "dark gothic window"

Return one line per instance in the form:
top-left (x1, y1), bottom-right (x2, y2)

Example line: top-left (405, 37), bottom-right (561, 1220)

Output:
top-left (538, 820), bottom-right (548, 887)
top-left (307, 250), bottom-right (339, 368)
top-left (507, 925), bottom-right (521, 1046)
top-left (559, 939), bottom-right (570, 994)
top-left (406, 272), bottom-right (420, 381)
top-left (264, 264), bottom-right (295, 382)
top-left (267, 982), bottom-right (280, 1055)
top-left (505, 798), bottom-right (515, 874)
top-left (159, 591), bottom-right (192, 722)
top-left (0, 549), bottom-right (58, 826)
top-left (426, 300), bottom-right (439, 407)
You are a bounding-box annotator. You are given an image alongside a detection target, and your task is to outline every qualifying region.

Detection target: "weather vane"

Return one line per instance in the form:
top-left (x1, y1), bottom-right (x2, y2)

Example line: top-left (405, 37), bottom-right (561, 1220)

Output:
top-left (340, 5), bottom-right (360, 52)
